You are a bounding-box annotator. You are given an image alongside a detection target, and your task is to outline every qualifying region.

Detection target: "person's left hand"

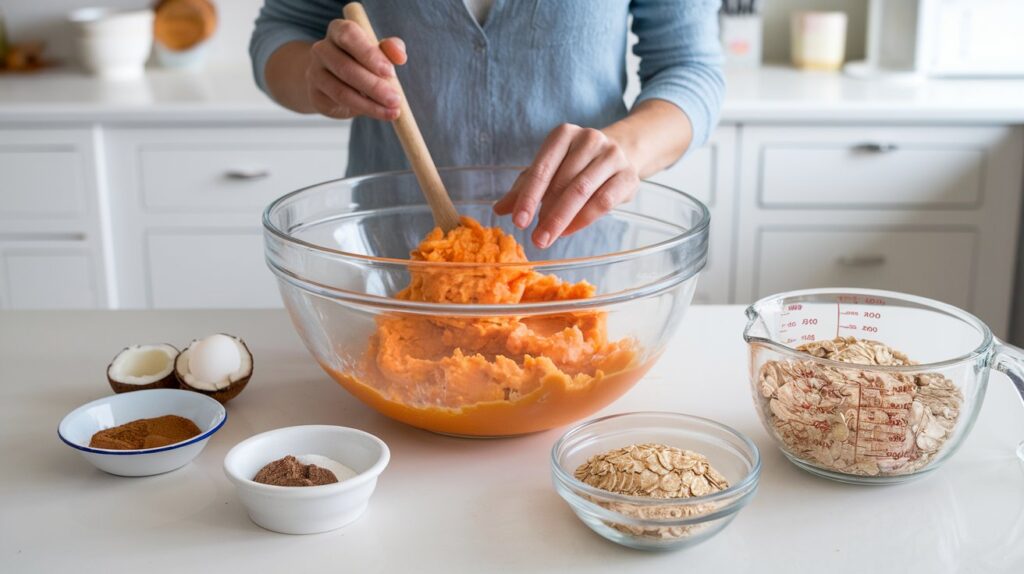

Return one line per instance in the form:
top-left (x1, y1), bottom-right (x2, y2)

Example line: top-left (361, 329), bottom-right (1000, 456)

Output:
top-left (493, 123), bottom-right (639, 249)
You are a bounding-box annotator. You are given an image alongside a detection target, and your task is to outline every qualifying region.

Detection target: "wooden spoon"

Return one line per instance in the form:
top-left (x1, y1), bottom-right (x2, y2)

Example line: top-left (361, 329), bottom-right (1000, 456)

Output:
top-left (343, 2), bottom-right (461, 232)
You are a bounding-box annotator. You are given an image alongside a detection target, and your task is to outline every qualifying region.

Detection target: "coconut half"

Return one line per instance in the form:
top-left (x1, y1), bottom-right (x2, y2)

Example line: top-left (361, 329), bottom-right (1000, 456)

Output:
top-left (107, 344), bottom-right (180, 394)
top-left (175, 334), bottom-right (253, 404)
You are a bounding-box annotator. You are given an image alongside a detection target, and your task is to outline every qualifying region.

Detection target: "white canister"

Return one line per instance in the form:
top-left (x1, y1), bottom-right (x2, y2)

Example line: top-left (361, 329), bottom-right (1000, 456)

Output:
top-left (790, 11), bottom-right (847, 71)
top-left (68, 8), bottom-right (154, 79)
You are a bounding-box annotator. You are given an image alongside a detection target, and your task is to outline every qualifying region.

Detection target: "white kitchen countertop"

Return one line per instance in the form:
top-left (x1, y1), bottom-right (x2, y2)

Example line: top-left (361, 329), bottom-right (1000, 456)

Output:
top-left (2, 65), bottom-right (1024, 124)
top-left (1, 306), bottom-right (1022, 573)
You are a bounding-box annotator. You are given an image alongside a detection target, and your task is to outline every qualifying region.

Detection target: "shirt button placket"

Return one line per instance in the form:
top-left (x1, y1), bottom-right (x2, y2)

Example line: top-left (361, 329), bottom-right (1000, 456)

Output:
top-left (479, 39), bottom-right (493, 165)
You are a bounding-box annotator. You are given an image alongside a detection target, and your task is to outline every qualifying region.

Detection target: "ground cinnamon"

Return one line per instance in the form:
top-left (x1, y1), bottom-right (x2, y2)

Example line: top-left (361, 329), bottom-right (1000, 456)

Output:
top-left (89, 414), bottom-right (201, 450)
top-left (253, 455), bottom-right (338, 487)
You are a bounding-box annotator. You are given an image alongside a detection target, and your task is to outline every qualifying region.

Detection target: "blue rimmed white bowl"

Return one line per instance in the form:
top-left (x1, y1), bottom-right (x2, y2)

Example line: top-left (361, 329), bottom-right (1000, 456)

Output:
top-left (58, 388), bottom-right (226, 477)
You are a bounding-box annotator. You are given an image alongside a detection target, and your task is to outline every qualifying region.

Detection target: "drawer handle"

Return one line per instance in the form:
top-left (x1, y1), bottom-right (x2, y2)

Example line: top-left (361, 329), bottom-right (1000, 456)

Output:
top-left (851, 142), bottom-right (899, 153)
top-left (836, 254), bottom-right (887, 267)
top-left (225, 168), bottom-right (271, 180)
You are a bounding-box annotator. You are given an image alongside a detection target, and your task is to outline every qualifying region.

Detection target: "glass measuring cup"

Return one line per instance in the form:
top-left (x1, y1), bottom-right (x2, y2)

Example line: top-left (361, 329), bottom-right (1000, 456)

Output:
top-left (743, 288), bottom-right (1024, 484)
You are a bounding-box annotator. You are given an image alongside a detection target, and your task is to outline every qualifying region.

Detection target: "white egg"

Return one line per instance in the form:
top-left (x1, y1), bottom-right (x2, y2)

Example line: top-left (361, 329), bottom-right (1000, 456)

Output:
top-left (190, 334), bottom-right (241, 384)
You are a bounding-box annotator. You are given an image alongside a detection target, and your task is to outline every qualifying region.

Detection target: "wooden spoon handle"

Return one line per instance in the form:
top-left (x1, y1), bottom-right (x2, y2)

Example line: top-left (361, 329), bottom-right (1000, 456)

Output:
top-left (343, 2), bottom-right (461, 232)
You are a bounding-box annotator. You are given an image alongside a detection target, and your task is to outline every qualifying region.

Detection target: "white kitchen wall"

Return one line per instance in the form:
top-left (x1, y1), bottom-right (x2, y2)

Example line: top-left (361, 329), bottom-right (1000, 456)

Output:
top-left (4, 0), bottom-right (866, 66)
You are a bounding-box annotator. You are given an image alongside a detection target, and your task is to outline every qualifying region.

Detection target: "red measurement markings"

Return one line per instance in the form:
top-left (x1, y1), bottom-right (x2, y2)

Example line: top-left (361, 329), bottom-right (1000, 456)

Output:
top-left (787, 304), bottom-right (803, 311)
top-left (863, 297), bottom-right (887, 305)
top-left (863, 311), bottom-right (881, 319)
top-left (853, 386), bottom-right (861, 463)
top-left (853, 386), bottom-right (913, 461)
top-left (841, 310), bottom-right (860, 316)
top-left (835, 301), bottom-right (841, 338)
top-left (861, 325), bottom-right (878, 333)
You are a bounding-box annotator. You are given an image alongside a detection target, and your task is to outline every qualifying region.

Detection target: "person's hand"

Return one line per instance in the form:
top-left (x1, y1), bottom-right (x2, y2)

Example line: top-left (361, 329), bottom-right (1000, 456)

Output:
top-left (307, 19), bottom-right (407, 120)
top-left (494, 124), bottom-right (640, 249)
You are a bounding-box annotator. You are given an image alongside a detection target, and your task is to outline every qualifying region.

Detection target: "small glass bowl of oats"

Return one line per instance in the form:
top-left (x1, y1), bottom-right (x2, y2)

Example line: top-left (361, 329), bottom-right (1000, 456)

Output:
top-left (551, 412), bottom-right (761, 551)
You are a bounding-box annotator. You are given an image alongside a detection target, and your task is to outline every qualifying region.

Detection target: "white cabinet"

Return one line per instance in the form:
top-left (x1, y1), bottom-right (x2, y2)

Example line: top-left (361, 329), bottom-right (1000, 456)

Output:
top-left (734, 125), bottom-right (1024, 337)
top-left (3, 116), bottom-right (1021, 338)
top-left (0, 243), bottom-right (101, 309)
top-left (145, 229), bottom-right (279, 308)
top-left (137, 136), bottom-right (350, 213)
top-left (0, 129), bottom-right (109, 309)
top-left (752, 228), bottom-right (976, 309)
top-left (0, 146), bottom-right (86, 219)
top-left (104, 125), bottom-right (350, 308)
top-left (649, 127), bottom-right (736, 304)
top-left (757, 130), bottom-right (985, 208)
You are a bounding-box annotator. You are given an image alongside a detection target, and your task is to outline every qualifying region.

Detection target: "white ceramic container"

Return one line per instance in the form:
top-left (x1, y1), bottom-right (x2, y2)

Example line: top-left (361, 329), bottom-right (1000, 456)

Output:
top-left (58, 388), bottom-right (226, 477)
top-left (223, 425), bottom-right (390, 535)
top-left (68, 8), bottom-right (154, 79)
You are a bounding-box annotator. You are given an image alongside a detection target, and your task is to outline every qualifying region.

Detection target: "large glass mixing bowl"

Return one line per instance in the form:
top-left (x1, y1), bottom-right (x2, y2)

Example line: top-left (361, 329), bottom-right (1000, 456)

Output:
top-left (744, 288), bottom-right (1024, 484)
top-left (263, 167), bottom-right (709, 437)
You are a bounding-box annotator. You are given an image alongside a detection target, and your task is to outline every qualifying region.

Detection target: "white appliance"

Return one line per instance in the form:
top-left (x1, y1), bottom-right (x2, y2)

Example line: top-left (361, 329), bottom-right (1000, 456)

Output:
top-left (845, 0), bottom-right (1024, 80)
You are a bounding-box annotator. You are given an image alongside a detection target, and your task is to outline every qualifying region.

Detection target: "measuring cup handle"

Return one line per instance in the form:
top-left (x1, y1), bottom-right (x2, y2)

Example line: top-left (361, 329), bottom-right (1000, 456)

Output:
top-left (993, 339), bottom-right (1024, 461)
top-left (993, 338), bottom-right (1024, 407)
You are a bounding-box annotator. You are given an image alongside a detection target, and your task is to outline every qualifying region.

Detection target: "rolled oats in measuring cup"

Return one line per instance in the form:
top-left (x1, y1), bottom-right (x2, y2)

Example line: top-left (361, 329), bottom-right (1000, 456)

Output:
top-left (743, 288), bottom-right (1024, 484)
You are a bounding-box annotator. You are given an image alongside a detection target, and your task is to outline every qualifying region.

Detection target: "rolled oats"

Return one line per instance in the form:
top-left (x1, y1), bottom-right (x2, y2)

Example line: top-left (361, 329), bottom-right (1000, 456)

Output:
top-left (757, 337), bottom-right (962, 477)
top-left (575, 444), bottom-right (729, 540)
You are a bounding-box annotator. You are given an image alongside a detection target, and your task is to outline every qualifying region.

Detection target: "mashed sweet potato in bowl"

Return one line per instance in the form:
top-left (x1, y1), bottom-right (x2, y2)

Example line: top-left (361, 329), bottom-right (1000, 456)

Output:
top-left (263, 167), bottom-right (709, 436)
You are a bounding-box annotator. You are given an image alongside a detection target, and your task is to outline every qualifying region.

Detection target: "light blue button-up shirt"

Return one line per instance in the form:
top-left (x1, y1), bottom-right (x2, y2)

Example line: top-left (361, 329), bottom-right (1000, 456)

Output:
top-left (251, 0), bottom-right (725, 177)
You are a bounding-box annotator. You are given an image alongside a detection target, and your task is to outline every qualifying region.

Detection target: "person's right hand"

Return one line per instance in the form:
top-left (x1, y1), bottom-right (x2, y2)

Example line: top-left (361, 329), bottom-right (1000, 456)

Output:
top-left (307, 19), bottom-right (407, 121)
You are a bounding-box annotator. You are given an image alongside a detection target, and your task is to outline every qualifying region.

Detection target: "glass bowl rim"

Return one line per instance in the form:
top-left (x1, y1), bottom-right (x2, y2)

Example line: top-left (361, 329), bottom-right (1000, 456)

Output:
top-left (550, 411), bottom-right (762, 513)
top-left (262, 165), bottom-right (711, 271)
top-left (742, 287), bottom-right (994, 372)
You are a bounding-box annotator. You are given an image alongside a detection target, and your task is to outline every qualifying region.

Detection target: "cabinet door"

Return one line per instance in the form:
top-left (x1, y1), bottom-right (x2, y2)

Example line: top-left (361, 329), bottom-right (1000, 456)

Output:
top-left (105, 125), bottom-right (350, 308)
top-left (753, 227), bottom-right (976, 309)
top-left (735, 125), bottom-right (1024, 337)
top-left (145, 230), bottom-right (280, 308)
top-left (647, 126), bottom-right (737, 304)
top-left (0, 244), bottom-right (101, 309)
top-left (139, 143), bottom-right (348, 213)
top-left (0, 130), bottom-right (101, 234)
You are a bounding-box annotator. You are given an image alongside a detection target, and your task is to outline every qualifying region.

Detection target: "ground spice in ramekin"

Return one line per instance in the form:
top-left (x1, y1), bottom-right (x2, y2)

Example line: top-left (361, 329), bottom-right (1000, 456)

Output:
top-left (89, 414), bottom-right (201, 450)
top-left (253, 455), bottom-right (340, 487)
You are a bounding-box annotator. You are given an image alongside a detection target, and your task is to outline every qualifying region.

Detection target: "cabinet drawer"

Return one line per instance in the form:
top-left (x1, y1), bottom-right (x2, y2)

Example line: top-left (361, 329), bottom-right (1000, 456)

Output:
top-left (140, 143), bottom-right (347, 213)
top-left (146, 230), bottom-right (281, 308)
top-left (1, 246), bottom-right (100, 309)
top-left (755, 127), bottom-right (992, 209)
top-left (121, 126), bottom-right (351, 214)
top-left (0, 143), bottom-right (86, 219)
top-left (754, 228), bottom-right (975, 309)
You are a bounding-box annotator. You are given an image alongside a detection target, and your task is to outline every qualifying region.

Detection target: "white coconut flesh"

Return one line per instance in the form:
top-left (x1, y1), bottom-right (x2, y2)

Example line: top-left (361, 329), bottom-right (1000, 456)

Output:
top-left (177, 334), bottom-right (251, 392)
top-left (109, 344), bottom-right (177, 385)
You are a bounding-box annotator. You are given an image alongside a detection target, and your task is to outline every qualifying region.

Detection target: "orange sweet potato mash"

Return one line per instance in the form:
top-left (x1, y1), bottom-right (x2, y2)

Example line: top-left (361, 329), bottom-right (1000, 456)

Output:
top-left (329, 216), bottom-right (646, 436)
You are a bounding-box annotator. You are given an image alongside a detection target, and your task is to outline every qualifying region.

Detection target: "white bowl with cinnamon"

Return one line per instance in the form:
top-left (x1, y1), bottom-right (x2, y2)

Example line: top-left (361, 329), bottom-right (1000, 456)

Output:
top-left (58, 388), bottom-right (226, 477)
top-left (223, 425), bottom-right (390, 535)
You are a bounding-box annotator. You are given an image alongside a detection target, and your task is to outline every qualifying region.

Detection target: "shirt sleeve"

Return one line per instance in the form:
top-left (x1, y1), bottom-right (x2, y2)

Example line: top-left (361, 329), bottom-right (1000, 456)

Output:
top-left (249, 0), bottom-right (343, 94)
top-left (629, 0), bottom-right (725, 149)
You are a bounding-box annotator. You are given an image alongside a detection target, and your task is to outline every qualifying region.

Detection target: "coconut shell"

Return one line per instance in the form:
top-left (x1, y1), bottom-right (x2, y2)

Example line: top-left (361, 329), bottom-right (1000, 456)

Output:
top-left (175, 335), bottom-right (253, 405)
top-left (107, 344), bottom-right (180, 394)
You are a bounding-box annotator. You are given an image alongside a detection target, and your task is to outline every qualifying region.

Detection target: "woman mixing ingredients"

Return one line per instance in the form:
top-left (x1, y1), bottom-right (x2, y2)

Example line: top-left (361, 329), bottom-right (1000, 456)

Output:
top-left (250, 0), bottom-right (724, 249)
top-left (252, 1), bottom-right (723, 435)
